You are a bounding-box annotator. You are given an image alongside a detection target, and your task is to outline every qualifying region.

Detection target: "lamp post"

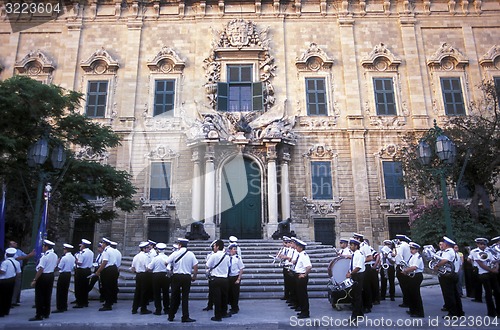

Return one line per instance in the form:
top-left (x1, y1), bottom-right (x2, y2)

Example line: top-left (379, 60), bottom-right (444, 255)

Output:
top-left (417, 121), bottom-right (457, 239)
top-left (22, 137), bottom-right (66, 288)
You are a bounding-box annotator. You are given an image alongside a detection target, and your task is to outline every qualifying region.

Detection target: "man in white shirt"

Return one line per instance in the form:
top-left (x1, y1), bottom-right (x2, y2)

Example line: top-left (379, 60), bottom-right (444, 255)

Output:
top-left (292, 238), bottom-right (312, 319)
top-left (202, 240), bottom-right (217, 311)
top-left (346, 238), bottom-right (365, 321)
top-left (338, 239), bottom-right (352, 257)
top-left (395, 234), bottom-right (411, 308)
top-left (276, 236), bottom-right (291, 302)
top-left (166, 238), bottom-right (198, 323)
top-left (131, 242), bottom-right (152, 315)
top-left (74, 238), bottom-right (94, 308)
top-left (227, 243), bottom-right (245, 314)
top-left (0, 247), bottom-right (21, 317)
top-left (109, 241), bottom-right (122, 304)
top-left (54, 243), bottom-right (75, 313)
top-left (95, 237), bottom-right (118, 311)
top-left (29, 239), bottom-right (58, 321)
top-left (147, 242), bottom-right (170, 315)
top-left (353, 233), bottom-right (373, 313)
top-left (404, 242), bottom-right (424, 318)
top-left (380, 239), bottom-right (396, 301)
top-left (206, 239), bottom-right (230, 322)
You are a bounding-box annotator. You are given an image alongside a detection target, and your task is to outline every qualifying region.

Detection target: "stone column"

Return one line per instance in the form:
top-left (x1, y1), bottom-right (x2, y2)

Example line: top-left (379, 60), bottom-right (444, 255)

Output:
top-left (280, 149), bottom-right (291, 221)
top-left (203, 144), bottom-right (216, 238)
top-left (266, 143), bottom-right (279, 238)
top-left (191, 148), bottom-right (203, 222)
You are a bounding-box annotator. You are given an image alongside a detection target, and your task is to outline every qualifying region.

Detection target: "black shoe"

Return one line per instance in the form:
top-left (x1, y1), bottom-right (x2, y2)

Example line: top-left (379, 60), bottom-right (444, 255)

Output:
top-left (73, 305), bottom-right (85, 309)
top-left (11, 303), bottom-right (20, 307)
top-left (153, 311), bottom-right (162, 315)
top-left (182, 317), bottom-right (196, 323)
top-left (471, 299), bottom-right (482, 303)
top-left (406, 310), bottom-right (411, 315)
top-left (202, 306), bottom-right (213, 311)
top-left (363, 308), bottom-right (371, 313)
top-left (398, 304), bottom-right (408, 308)
top-left (229, 308), bottom-right (239, 314)
top-left (29, 316), bottom-right (43, 321)
top-left (411, 314), bottom-right (425, 318)
top-left (280, 296), bottom-right (288, 300)
top-left (390, 297), bottom-right (395, 301)
top-left (131, 310), bottom-right (137, 314)
top-left (52, 310), bottom-right (65, 313)
top-left (373, 301), bottom-right (380, 305)
top-left (99, 306), bottom-right (112, 311)
top-left (70, 300), bottom-right (77, 304)
top-left (294, 307), bottom-right (301, 312)
top-left (43, 315), bottom-right (49, 319)
top-left (380, 297), bottom-right (386, 301)
top-left (297, 314), bottom-right (310, 319)
top-left (168, 316), bottom-right (174, 322)
top-left (441, 307), bottom-right (448, 311)
top-left (222, 313), bottom-right (232, 318)
top-left (211, 317), bottom-right (222, 321)
top-left (140, 309), bottom-right (152, 315)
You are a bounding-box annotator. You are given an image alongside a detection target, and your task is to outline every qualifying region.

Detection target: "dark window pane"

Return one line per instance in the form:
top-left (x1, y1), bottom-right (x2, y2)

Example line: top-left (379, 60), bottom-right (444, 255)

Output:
top-left (306, 78), bottom-right (328, 116)
top-left (311, 161), bottom-right (333, 200)
top-left (383, 161), bottom-right (406, 199)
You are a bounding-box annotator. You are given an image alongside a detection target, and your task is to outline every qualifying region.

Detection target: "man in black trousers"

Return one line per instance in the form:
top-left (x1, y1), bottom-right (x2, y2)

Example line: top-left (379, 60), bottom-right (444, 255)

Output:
top-left (54, 244), bottom-right (75, 313)
top-left (206, 239), bottom-right (230, 321)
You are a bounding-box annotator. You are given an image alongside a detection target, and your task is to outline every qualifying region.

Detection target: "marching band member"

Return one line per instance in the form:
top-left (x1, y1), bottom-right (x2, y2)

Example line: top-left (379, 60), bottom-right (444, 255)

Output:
top-left (131, 242), bottom-right (152, 315)
top-left (54, 243), bottom-right (75, 313)
top-left (227, 243), bottom-right (245, 314)
top-left (338, 239), bottom-right (352, 258)
top-left (276, 236), bottom-right (291, 301)
top-left (395, 234), bottom-right (411, 308)
top-left (229, 236), bottom-right (242, 257)
top-left (346, 238), bottom-right (365, 322)
top-left (206, 239), bottom-right (230, 322)
top-left (147, 243), bottom-right (170, 316)
top-left (203, 240), bottom-right (217, 312)
top-left (470, 237), bottom-right (500, 317)
top-left (403, 242), bottom-right (424, 318)
top-left (353, 233), bottom-right (373, 313)
top-left (434, 236), bottom-right (464, 317)
top-left (95, 238), bottom-right (118, 311)
top-left (292, 238), bottom-right (312, 319)
top-left (74, 239), bottom-right (94, 309)
top-left (282, 237), bottom-right (299, 308)
top-left (380, 240), bottom-right (396, 301)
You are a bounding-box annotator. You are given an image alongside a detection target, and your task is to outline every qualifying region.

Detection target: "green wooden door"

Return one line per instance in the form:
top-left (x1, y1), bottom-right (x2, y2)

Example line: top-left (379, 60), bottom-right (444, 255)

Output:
top-left (220, 157), bottom-right (261, 239)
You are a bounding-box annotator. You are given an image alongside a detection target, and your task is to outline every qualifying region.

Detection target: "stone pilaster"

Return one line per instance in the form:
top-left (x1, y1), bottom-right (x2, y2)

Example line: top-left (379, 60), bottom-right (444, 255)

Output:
top-left (203, 144), bottom-right (216, 239)
top-left (266, 143), bottom-right (279, 238)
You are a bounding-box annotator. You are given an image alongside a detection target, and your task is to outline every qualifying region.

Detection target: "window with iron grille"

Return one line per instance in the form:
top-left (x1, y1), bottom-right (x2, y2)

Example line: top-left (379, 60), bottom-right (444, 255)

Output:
top-left (85, 81), bottom-right (108, 118)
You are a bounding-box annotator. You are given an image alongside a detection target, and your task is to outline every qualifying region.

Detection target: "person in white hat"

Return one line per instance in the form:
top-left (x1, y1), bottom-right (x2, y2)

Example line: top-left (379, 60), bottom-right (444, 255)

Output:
top-left (229, 236), bottom-right (242, 257)
top-left (0, 247), bottom-right (21, 317)
top-left (227, 243), bottom-right (245, 314)
top-left (206, 239), bottom-right (231, 321)
top-left (74, 238), bottom-right (94, 309)
top-left (346, 238), bottom-right (365, 322)
top-left (435, 236), bottom-right (464, 317)
top-left (131, 242), bottom-right (152, 315)
top-left (7, 240), bottom-right (35, 307)
top-left (202, 240), bottom-right (218, 312)
top-left (147, 243), bottom-right (170, 315)
top-left (394, 234), bottom-right (411, 309)
top-left (404, 242), bottom-right (424, 318)
top-left (291, 238), bottom-right (311, 319)
top-left (108, 241), bottom-right (122, 303)
top-left (379, 239), bottom-right (396, 301)
top-left (29, 239), bottom-right (58, 321)
top-left (166, 238), bottom-right (198, 322)
top-left (53, 244), bottom-right (75, 313)
top-left (95, 238), bottom-right (119, 311)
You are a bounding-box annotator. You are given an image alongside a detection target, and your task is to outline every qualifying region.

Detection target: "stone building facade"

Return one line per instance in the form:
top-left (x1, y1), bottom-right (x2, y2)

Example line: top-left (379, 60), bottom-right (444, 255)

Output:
top-left (1, 0), bottom-right (499, 252)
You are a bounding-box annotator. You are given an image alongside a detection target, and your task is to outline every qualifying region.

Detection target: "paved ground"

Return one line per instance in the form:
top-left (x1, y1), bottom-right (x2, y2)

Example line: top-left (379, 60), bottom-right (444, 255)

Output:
top-left (0, 285), bottom-right (497, 329)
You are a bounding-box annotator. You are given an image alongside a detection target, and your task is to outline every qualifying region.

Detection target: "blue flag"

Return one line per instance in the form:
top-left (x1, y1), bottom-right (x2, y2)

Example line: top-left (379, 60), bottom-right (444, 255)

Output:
top-left (35, 201), bottom-right (48, 261)
top-left (0, 184), bottom-right (5, 250)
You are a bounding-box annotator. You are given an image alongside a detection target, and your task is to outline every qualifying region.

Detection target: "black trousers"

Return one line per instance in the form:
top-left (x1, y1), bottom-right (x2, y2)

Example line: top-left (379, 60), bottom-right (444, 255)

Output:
top-left (282, 267), bottom-right (290, 299)
top-left (169, 274), bottom-right (192, 320)
top-left (295, 274), bottom-right (309, 316)
top-left (285, 269), bottom-right (297, 306)
top-left (350, 272), bottom-right (365, 319)
top-left (0, 277), bottom-right (15, 316)
top-left (152, 272), bottom-right (170, 313)
top-left (211, 277), bottom-right (228, 319)
top-left (380, 265), bottom-right (395, 299)
top-left (479, 273), bottom-right (500, 316)
top-left (362, 266), bottom-right (374, 309)
top-left (227, 275), bottom-right (241, 311)
top-left (74, 267), bottom-right (91, 306)
top-left (440, 273), bottom-right (464, 316)
top-left (56, 272), bottom-right (72, 311)
top-left (132, 272), bottom-right (149, 312)
top-left (471, 267), bottom-right (483, 301)
top-left (100, 265), bottom-right (118, 308)
top-left (35, 273), bottom-right (54, 318)
top-left (407, 273), bottom-right (424, 316)
top-left (205, 278), bottom-right (214, 308)
top-left (396, 268), bottom-right (409, 305)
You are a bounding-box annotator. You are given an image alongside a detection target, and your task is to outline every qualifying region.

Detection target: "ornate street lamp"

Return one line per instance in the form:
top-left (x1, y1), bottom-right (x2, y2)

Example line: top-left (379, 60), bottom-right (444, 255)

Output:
top-left (417, 121), bottom-right (456, 239)
top-left (22, 138), bottom-right (66, 288)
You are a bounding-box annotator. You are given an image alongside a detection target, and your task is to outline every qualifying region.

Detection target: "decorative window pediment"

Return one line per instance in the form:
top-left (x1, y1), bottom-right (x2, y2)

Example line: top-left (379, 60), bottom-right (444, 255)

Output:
top-left (361, 43), bottom-right (401, 72)
top-left (14, 49), bottom-right (55, 83)
top-left (145, 145), bottom-right (180, 161)
top-left (80, 47), bottom-right (119, 74)
top-left (427, 42), bottom-right (468, 71)
top-left (295, 43), bottom-right (334, 72)
top-left (479, 45), bottom-right (500, 71)
top-left (147, 46), bottom-right (185, 74)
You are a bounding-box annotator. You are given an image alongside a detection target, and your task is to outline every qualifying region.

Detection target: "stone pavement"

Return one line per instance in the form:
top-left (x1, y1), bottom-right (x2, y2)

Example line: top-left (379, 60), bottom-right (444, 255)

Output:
top-left (0, 285), bottom-right (497, 330)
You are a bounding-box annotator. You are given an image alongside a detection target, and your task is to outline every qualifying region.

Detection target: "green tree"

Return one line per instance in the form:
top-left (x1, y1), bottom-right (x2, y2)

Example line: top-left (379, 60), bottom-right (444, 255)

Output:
top-left (0, 76), bottom-right (136, 246)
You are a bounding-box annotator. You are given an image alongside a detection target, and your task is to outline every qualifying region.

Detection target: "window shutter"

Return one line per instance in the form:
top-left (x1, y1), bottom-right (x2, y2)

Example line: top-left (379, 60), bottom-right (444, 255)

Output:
top-left (252, 82), bottom-right (263, 111)
top-left (217, 82), bottom-right (228, 111)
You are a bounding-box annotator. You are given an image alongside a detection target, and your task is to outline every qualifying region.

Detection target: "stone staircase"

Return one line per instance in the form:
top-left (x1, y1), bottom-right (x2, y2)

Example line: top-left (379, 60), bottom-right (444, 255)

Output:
top-left (116, 239), bottom-right (336, 300)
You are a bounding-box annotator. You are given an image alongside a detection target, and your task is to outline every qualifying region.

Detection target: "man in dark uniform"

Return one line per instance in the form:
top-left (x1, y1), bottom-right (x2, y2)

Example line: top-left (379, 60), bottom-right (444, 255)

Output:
top-left (54, 243), bottom-right (75, 313)
top-left (29, 240), bottom-right (58, 321)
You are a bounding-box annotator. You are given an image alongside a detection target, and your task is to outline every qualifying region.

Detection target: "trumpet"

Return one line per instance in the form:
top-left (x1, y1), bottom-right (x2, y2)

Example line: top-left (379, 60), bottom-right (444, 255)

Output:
top-left (477, 248), bottom-right (500, 269)
top-left (398, 260), bottom-right (415, 277)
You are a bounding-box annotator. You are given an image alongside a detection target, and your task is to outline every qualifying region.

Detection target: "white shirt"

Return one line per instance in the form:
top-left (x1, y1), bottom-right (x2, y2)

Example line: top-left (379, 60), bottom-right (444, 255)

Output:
top-left (471, 248), bottom-right (493, 275)
top-left (58, 252), bottom-right (76, 273)
top-left (340, 247), bottom-right (353, 256)
top-left (148, 252), bottom-right (169, 273)
top-left (131, 251), bottom-right (149, 273)
top-left (285, 247), bottom-right (298, 267)
top-left (441, 248), bottom-right (458, 273)
top-left (37, 248), bottom-right (58, 273)
top-left (294, 251), bottom-right (312, 274)
top-left (102, 246), bottom-right (117, 268)
top-left (360, 242), bottom-right (373, 265)
top-left (166, 247), bottom-right (198, 275)
top-left (228, 254), bottom-right (245, 276)
top-left (408, 253), bottom-right (424, 273)
top-left (206, 250), bottom-right (230, 278)
top-left (351, 250), bottom-right (365, 273)
top-left (396, 241), bottom-right (411, 264)
top-left (76, 248), bottom-right (94, 269)
top-left (0, 257), bottom-right (21, 279)
top-left (110, 247), bottom-right (122, 267)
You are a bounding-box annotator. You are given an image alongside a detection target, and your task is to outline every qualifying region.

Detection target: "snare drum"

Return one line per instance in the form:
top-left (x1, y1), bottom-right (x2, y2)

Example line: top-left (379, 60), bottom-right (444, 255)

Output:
top-left (339, 278), bottom-right (354, 290)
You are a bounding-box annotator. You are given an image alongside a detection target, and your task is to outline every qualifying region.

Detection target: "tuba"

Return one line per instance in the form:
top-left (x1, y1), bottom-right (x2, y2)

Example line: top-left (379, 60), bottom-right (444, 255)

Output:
top-left (397, 260), bottom-right (415, 278)
top-left (423, 245), bottom-right (454, 275)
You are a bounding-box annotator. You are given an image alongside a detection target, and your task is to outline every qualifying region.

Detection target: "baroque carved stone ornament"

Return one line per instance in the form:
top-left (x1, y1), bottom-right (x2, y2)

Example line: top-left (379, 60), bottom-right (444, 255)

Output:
top-left (81, 47), bottom-right (120, 74)
top-left (479, 45), bottom-right (500, 70)
top-left (361, 43), bottom-right (401, 72)
top-left (14, 49), bottom-right (55, 81)
top-left (295, 43), bottom-right (334, 72)
top-left (147, 46), bottom-right (185, 73)
top-left (427, 42), bottom-right (469, 71)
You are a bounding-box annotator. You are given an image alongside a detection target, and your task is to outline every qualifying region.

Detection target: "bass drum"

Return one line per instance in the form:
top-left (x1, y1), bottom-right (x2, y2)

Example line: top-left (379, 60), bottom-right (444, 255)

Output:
top-left (327, 257), bottom-right (353, 311)
top-left (327, 257), bottom-right (351, 285)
